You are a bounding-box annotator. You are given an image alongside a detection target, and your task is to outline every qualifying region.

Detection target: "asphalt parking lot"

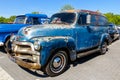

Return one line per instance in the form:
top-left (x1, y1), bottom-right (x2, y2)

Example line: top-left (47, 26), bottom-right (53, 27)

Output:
top-left (0, 40), bottom-right (120, 80)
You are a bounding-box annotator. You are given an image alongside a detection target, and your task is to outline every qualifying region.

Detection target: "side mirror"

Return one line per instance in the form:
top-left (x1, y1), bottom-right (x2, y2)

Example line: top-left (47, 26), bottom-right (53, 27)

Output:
top-left (86, 14), bottom-right (91, 24)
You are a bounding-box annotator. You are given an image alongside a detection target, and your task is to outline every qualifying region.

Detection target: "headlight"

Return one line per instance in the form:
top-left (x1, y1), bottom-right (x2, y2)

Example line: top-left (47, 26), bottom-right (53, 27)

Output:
top-left (34, 41), bottom-right (41, 50)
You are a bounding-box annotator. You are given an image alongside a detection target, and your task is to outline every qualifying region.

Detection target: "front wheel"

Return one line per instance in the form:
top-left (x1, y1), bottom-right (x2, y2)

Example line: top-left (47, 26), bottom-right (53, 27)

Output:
top-left (99, 42), bottom-right (107, 55)
top-left (45, 51), bottom-right (68, 77)
top-left (4, 38), bottom-right (12, 53)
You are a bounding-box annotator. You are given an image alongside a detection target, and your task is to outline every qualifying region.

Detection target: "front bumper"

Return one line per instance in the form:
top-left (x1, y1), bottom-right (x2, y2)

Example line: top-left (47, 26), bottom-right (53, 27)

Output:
top-left (0, 42), bottom-right (4, 46)
top-left (8, 54), bottom-right (41, 69)
top-left (9, 41), bottom-right (41, 70)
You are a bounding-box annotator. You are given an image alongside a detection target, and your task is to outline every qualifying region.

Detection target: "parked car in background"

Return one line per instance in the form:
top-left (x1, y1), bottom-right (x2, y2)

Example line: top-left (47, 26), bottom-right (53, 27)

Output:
top-left (117, 25), bottom-right (120, 34)
top-left (0, 13), bottom-right (48, 52)
top-left (9, 10), bottom-right (112, 77)
top-left (108, 24), bottom-right (120, 41)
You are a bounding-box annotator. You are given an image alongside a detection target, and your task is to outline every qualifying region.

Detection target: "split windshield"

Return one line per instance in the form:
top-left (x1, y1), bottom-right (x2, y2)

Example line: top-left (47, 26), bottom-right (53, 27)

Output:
top-left (14, 16), bottom-right (26, 24)
top-left (50, 13), bottom-right (76, 25)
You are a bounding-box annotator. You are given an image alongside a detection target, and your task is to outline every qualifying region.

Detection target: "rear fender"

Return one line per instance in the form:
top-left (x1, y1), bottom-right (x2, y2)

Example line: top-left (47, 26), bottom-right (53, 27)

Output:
top-left (99, 33), bottom-right (112, 48)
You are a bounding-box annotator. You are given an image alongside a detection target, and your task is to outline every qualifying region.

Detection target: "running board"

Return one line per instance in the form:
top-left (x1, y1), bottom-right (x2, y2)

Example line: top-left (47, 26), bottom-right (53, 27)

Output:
top-left (77, 48), bottom-right (100, 58)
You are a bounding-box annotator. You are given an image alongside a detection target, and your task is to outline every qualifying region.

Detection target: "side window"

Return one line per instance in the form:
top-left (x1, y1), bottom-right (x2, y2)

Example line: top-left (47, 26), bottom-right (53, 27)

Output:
top-left (40, 18), bottom-right (49, 24)
top-left (26, 17), bottom-right (32, 24)
top-left (91, 15), bottom-right (99, 26)
top-left (78, 14), bottom-right (87, 25)
top-left (32, 17), bottom-right (41, 25)
top-left (26, 17), bottom-right (49, 25)
top-left (91, 15), bottom-right (108, 26)
top-left (99, 16), bottom-right (108, 26)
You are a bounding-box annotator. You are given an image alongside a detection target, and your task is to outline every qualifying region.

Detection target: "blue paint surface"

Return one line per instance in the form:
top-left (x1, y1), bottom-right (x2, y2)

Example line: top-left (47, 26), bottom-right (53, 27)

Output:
top-left (0, 14), bottom-right (48, 44)
top-left (14, 10), bottom-right (111, 66)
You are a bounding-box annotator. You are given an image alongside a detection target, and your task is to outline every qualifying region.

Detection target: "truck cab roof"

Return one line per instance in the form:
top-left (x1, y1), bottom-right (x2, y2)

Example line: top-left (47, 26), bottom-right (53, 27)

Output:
top-left (17, 14), bottom-right (48, 18)
top-left (61, 9), bottom-right (103, 16)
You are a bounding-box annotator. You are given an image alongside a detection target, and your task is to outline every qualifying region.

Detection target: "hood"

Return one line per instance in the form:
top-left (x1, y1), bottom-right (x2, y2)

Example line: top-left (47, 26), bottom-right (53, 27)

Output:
top-left (18, 24), bottom-right (74, 41)
top-left (0, 23), bottom-right (28, 32)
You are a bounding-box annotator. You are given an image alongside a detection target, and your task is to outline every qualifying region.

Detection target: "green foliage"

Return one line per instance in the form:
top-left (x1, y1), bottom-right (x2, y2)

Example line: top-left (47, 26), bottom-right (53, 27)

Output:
top-left (0, 15), bottom-right (16, 23)
top-left (60, 4), bottom-right (74, 11)
top-left (32, 12), bottom-right (39, 14)
top-left (104, 13), bottom-right (120, 25)
top-left (0, 16), bottom-right (6, 23)
top-left (8, 16), bottom-right (16, 23)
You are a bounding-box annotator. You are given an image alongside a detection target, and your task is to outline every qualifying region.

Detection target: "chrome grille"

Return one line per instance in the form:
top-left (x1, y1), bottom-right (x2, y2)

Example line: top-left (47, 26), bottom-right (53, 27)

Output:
top-left (12, 41), bottom-right (40, 63)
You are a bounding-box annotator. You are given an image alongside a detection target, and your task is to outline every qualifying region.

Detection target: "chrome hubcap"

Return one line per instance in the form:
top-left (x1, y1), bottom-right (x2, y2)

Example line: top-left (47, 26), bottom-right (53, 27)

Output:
top-left (50, 52), bottom-right (66, 73)
top-left (53, 57), bottom-right (61, 68)
top-left (102, 43), bottom-right (107, 53)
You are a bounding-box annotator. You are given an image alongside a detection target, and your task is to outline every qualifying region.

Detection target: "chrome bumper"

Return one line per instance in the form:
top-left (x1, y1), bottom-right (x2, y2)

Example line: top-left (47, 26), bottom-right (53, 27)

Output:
top-left (9, 41), bottom-right (41, 70)
top-left (0, 42), bottom-right (4, 46)
top-left (8, 54), bottom-right (41, 69)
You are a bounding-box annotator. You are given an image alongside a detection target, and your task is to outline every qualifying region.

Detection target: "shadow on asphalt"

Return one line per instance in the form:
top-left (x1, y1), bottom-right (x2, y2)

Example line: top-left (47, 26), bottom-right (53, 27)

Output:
top-left (19, 64), bottom-right (71, 78)
top-left (0, 46), bottom-right (6, 54)
top-left (72, 52), bottom-right (100, 67)
top-left (19, 66), bottom-right (49, 78)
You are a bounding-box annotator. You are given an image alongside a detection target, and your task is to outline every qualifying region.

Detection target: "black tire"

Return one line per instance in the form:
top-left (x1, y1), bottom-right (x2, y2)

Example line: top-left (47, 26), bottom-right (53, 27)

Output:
top-left (45, 51), bottom-right (68, 77)
top-left (4, 38), bottom-right (12, 53)
top-left (99, 42), bottom-right (107, 55)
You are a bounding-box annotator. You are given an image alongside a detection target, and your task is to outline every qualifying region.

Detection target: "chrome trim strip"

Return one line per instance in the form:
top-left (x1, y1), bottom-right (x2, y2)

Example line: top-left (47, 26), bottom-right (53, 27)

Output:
top-left (77, 48), bottom-right (99, 58)
top-left (13, 41), bottom-right (35, 51)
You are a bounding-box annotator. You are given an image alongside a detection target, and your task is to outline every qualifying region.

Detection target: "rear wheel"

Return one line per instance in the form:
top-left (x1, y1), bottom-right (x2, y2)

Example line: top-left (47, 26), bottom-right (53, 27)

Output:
top-left (45, 51), bottom-right (68, 77)
top-left (100, 42), bottom-right (107, 55)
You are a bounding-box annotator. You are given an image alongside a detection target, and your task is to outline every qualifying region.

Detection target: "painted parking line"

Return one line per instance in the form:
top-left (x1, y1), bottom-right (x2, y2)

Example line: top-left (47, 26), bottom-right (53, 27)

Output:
top-left (0, 66), bottom-right (14, 80)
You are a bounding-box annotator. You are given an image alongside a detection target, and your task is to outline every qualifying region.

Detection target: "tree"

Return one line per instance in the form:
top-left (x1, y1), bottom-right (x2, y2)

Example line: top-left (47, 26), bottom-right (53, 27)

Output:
top-left (32, 12), bottom-right (39, 14)
top-left (8, 16), bottom-right (16, 23)
top-left (104, 13), bottom-right (120, 25)
top-left (0, 16), bottom-right (6, 23)
top-left (60, 4), bottom-right (74, 11)
top-left (104, 13), bottom-right (114, 23)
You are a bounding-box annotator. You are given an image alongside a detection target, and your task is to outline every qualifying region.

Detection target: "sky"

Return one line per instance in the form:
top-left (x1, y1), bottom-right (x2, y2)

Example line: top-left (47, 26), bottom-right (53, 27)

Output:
top-left (0, 0), bottom-right (120, 18)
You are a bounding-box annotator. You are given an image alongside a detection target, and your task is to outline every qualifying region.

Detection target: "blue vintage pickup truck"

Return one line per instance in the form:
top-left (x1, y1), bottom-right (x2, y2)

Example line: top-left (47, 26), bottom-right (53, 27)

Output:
top-left (0, 13), bottom-right (48, 52)
top-left (9, 10), bottom-right (112, 76)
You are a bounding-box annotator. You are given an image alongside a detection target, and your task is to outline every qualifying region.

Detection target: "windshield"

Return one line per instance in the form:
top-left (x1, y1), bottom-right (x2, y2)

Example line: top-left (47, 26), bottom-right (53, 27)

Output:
top-left (14, 16), bottom-right (26, 24)
top-left (50, 13), bottom-right (76, 25)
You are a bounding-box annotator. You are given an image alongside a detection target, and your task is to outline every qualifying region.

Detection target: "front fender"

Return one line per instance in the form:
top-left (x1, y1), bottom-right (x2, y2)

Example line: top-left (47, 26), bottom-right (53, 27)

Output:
top-left (0, 33), bottom-right (12, 44)
top-left (39, 36), bottom-right (76, 66)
